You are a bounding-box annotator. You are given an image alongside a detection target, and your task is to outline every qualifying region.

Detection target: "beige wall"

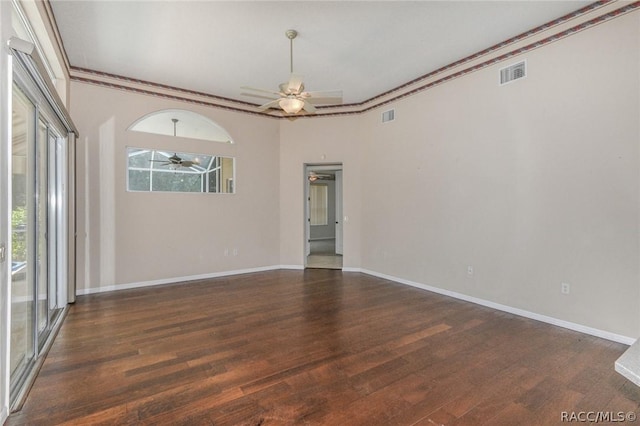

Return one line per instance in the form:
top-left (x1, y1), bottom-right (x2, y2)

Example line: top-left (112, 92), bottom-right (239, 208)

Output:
top-left (71, 83), bottom-right (281, 292)
top-left (69, 11), bottom-right (639, 339)
top-left (359, 12), bottom-right (640, 338)
top-left (278, 115), bottom-right (363, 268)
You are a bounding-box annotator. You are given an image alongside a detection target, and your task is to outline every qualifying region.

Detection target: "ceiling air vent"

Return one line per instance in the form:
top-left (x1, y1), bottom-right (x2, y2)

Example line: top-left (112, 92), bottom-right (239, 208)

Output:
top-left (499, 60), bottom-right (526, 85)
top-left (382, 109), bottom-right (395, 123)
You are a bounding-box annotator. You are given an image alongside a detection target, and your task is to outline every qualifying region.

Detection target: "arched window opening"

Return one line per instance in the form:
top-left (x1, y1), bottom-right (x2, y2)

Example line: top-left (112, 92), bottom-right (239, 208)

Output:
top-left (128, 109), bottom-right (233, 143)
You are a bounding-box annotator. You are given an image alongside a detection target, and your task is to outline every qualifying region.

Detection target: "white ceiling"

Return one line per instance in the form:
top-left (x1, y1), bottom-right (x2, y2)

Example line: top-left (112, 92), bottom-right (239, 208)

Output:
top-left (49, 1), bottom-right (591, 106)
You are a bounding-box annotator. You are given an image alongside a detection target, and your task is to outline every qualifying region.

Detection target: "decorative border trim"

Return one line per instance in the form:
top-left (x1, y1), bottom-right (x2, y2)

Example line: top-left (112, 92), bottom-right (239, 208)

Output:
top-left (68, 1), bottom-right (639, 119)
top-left (71, 75), bottom-right (276, 118)
top-left (72, 66), bottom-right (258, 107)
top-left (353, 1), bottom-right (640, 114)
top-left (42, 0), bottom-right (71, 74)
top-left (349, 0), bottom-right (611, 107)
top-left (359, 268), bottom-right (636, 346)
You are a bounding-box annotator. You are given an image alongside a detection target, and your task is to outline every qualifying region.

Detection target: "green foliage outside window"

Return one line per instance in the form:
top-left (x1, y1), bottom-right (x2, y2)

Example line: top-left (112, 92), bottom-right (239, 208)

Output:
top-left (12, 207), bottom-right (27, 261)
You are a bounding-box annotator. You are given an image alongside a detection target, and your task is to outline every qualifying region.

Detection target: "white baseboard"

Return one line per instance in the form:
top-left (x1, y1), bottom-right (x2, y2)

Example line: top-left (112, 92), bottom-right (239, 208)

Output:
top-left (77, 265), bottom-right (283, 295)
top-left (279, 265), bottom-right (305, 270)
top-left (360, 268), bottom-right (636, 346)
top-left (1, 406), bottom-right (8, 425)
top-left (74, 265), bottom-right (635, 345)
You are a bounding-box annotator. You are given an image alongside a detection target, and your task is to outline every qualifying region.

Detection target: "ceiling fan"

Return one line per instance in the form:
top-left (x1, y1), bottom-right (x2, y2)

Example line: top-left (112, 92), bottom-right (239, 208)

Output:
top-left (308, 171), bottom-right (335, 182)
top-left (242, 30), bottom-right (343, 115)
top-left (150, 152), bottom-right (199, 168)
top-left (148, 119), bottom-right (200, 168)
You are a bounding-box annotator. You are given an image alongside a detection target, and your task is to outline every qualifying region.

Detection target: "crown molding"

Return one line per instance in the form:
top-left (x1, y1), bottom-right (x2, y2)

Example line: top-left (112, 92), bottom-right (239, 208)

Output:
top-left (68, 1), bottom-right (639, 119)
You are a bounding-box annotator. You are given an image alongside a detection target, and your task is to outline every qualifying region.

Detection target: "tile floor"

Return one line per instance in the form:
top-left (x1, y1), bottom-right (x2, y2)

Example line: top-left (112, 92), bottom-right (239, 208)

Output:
top-left (307, 239), bottom-right (342, 269)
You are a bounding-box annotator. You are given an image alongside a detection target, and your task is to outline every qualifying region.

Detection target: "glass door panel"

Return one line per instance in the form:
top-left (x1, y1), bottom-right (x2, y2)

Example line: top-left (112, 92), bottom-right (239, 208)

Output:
top-left (36, 119), bottom-right (48, 339)
top-left (10, 83), bottom-right (36, 389)
top-left (48, 131), bottom-right (64, 324)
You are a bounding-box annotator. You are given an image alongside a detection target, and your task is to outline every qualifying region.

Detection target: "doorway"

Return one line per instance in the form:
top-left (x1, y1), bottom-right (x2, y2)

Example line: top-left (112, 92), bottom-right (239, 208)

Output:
top-left (305, 164), bottom-right (343, 269)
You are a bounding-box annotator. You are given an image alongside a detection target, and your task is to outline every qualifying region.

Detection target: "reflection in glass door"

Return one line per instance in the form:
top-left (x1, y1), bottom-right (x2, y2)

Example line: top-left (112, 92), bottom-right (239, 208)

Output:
top-left (10, 83), bottom-right (36, 394)
top-left (10, 82), bottom-right (66, 405)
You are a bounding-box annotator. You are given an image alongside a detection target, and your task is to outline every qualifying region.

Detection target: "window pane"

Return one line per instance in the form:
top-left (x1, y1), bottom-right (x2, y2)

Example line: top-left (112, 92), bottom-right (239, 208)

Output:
top-left (152, 171), bottom-right (201, 192)
top-left (128, 170), bottom-right (150, 191)
top-left (11, 83), bottom-right (35, 387)
top-left (208, 170), bottom-right (218, 193)
top-left (126, 147), bottom-right (234, 194)
top-left (128, 149), bottom-right (152, 168)
top-left (310, 184), bottom-right (328, 225)
top-left (221, 157), bottom-right (234, 194)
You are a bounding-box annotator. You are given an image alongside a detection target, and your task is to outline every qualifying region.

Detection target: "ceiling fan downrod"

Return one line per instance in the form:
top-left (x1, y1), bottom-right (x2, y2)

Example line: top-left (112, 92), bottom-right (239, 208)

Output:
top-left (285, 29), bottom-right (297, 74)
top-left (172, 118), bottom-right (178, 137)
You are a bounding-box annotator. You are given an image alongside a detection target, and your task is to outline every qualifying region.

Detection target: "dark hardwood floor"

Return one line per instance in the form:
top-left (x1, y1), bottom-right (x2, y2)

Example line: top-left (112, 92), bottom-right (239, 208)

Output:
top-left (7, 269), bottom-right (640, 425)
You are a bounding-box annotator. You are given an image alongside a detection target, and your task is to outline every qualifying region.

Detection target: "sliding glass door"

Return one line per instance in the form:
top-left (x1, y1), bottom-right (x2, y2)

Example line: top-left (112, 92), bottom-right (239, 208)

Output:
top-left (10, 79), bottom-right (67, 405)
top-left (10, 83), bottom-right (36, 395)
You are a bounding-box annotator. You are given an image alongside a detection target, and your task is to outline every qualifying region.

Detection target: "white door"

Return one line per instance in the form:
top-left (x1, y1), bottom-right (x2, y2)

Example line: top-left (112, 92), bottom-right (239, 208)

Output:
top-left (335, 170), bottom-right (343, 255)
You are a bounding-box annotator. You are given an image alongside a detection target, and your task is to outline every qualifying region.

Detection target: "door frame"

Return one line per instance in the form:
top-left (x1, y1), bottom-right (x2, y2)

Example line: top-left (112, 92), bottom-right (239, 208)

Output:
top-left (6, 36), bottom-right (76, 413)
top-left (304, 163), bottom-right (343, 267)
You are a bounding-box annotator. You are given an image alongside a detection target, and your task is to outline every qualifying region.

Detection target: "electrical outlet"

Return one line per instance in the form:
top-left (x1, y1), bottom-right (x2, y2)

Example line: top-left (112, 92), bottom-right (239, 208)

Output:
top-left (467, 265), bottom-right (474, 276)
top-left (233, 248), bottom-right (238, 256)
top-left (561, 282), bottom-right (570, 295)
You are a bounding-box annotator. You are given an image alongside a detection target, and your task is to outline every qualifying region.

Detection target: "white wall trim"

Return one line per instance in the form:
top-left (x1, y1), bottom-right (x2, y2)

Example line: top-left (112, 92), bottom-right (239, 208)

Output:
top-left (1, 0), bottom-right (13, 418)
top-left (360, 268), bottom-right (636, 346)
top-left (279, 265), bottom-right (305, 270)
top-left (74, 264), bottom-right (635, 346)
top-left (76, 265), bottom-right (283, 295)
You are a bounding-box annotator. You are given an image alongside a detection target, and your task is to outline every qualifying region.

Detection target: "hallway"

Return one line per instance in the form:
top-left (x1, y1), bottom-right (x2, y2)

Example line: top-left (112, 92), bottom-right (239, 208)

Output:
top-left (306, 239), bottom-right (342, 270)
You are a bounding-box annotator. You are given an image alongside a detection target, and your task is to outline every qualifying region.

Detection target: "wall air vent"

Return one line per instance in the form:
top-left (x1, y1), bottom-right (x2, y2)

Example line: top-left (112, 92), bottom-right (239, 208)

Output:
top-left (382, 109), bottom-right (395, 123)
top-left (499, 60), bottom-right (526, 85)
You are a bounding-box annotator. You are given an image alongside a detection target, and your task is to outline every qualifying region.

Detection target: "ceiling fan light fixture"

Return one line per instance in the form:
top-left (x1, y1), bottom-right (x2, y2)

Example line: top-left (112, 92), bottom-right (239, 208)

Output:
top-left (279, 97), bottom-right (304, 114)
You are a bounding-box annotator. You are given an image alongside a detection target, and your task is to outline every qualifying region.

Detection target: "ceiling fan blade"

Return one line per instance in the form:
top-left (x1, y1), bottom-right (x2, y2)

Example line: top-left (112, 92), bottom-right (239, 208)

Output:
top-left (258, 99), bottom-right (282, 111)
top-left (304, 90), bottom-right (342, 98)
top-left (303, 90), bottom-right (343, 105)
top-left (286, 74), bottom-right (304, 94)
top-left (241, 86), bottom-right (282, 97)
top-left (306, 96), bottom-right (343, 105)
top-left (241, 92), bottom-right (280, 101)
top-left (302, 99), bottom-right (316, 113)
